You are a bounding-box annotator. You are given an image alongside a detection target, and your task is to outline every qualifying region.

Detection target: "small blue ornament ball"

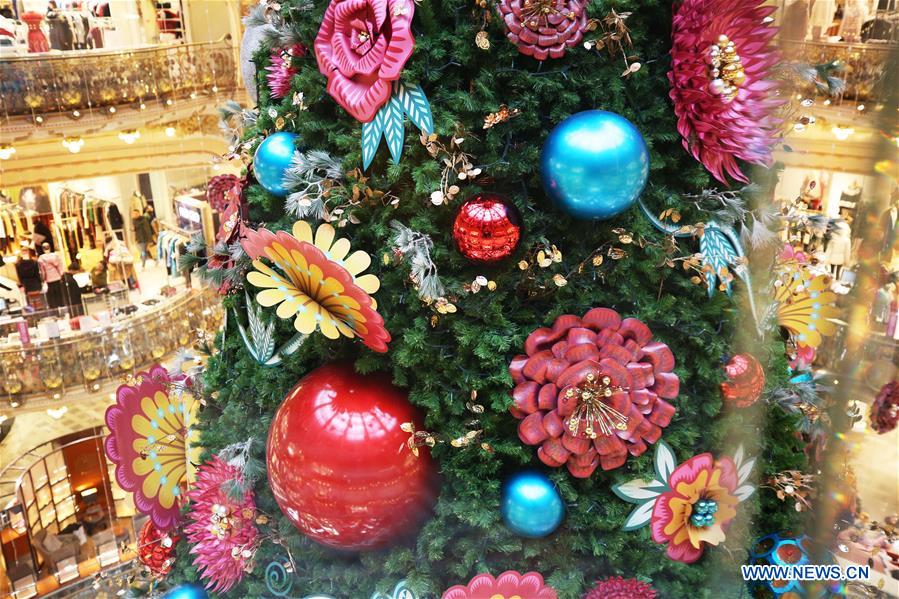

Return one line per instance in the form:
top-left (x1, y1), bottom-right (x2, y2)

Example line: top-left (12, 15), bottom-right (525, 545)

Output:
top-left (501, 470), bottom-right (564, 538)
top-left (540, 110), bottom-right (649, 220)
top-left (254, 131), bottom-right (299, 197)
top-left (163, 583), bottom-right (209, 599)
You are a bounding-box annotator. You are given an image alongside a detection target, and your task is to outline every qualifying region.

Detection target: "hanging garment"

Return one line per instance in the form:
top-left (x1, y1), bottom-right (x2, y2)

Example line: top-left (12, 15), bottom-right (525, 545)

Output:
top-left (20, 12), bottom-right (50, 53)
top-left (825, 221), bottom-right (852, 267)
top-left (839, 0), bottom-right (869, 40)
top-left (782, 0), bottom-right (811, 39)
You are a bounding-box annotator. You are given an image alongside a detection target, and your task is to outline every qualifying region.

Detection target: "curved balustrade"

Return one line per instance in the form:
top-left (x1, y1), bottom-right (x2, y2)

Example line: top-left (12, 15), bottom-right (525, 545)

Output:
top-left (0, 289), bottom-right (221, 406)
top-left (780, 39), bottom-right (894, 105)
top-left (0, 39), bottom-right (236, 118)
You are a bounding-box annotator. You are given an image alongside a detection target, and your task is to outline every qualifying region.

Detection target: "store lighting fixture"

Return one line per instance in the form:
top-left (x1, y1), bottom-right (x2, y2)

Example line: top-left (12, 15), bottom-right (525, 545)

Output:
top-left (139, 102), bottom-right (147, 110)
top-left (46, 406), bottom-right (68, 419)
top-left (212, 85), bottom-right (218, 93)
top-left (119, 129), bottom-right (141, 144)
top-left (190, 92), bottom-right (197, 99)
top-left (108, 106), bottom-right (117, 114)
top-left (0, 414), bottom-right (7, 424)
top-left (823, 99), bottom-right (832, 106)
top-left (894, 137), bottom-right (899, 148)
top-left (857, 104), bottom-right (865, 111)
top-left (72, 110), bottom-right (80, 118)
top-left (35, 115), bottom-right (43, 123)
top-left (166, 99), bottom-right (173, 106)
top-left (831, 126), bottom-right (854, 141)
top-left (0, 144), bottom-right (15, 160)
top-left (165, 126), bottom-right (176, 137)
top-left (9, 399), bottom-right (19, 408)
top-left (62, 137), bottom-right (84, 153)
top-left (80, 487), bottom-right (97, 497)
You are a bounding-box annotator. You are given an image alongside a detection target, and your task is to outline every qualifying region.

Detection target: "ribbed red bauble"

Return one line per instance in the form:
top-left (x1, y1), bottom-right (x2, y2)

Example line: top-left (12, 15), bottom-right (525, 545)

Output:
top-left (137, 520), bottom-right (178, 577)
top-left (720, 354), bottom-right (765, 408)
top-left (452, 193), bottom-right (522, 263)
top-left (267, 363), bottom-right (439, 551)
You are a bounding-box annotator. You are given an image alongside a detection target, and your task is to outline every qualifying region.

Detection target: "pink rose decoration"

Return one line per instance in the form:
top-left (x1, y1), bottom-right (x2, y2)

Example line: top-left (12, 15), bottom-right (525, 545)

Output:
top-left (314, 0), bottom-right (415, 122)
top-left (442, 570), bottom-right (557, 599)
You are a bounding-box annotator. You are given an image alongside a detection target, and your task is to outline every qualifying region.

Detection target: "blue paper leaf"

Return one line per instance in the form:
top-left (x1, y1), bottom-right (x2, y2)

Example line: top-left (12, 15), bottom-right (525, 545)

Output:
top-left (700, 223), bottom-right (741, 297)
top-left (383, 96), bottom-right (406, 164)
top-left (361, 109), bottom-right (386, 170)
top-left (395, 81), bottom-right (434, 135)
top-left (621, 500), bottom-right (656, 531)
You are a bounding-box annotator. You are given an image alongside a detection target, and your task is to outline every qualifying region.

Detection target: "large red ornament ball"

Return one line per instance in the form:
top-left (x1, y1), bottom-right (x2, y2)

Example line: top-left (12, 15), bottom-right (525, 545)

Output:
top-left (452, 193), bottom-right (522, 263)
top-left (267, 363), bottom-right (439, 551)
top-left (720, 354), bottom-right (766, 408)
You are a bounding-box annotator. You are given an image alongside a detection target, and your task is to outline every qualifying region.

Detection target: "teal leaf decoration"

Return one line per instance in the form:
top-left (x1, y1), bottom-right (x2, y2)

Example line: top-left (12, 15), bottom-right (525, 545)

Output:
top-left (236, 293), bottom-right (306, 367)
top-left (700, 223), bottom-right (740, 297)
top-left (621, 500), bottom-right (656, 531)
top-left (361, 108), bottom-right (386, 170)
top-left (653, 440), bottom-right (677, 484)
top-left (360, 81), bottom-right (434, 169)
top-left (383, 96), bottom-right (406, 164)
top-left (370, 580), bottom-right (418, 599)
top-left (395, 82), bottom-right (434, 135)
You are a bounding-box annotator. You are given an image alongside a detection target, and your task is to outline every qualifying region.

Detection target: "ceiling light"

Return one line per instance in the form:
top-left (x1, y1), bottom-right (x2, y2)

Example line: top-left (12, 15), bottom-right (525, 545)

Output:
top-left (0, 414), bottom-right (7, 424)
top-left (108, 106), bottom-right (117, 114)
top-left (0, 144), bottom-right (15, 160)
top-left (139, 103), bottom-right (146, 110)
top-left (165, 126), bottom-right (176, 137)
top-left (62, 137), bottom-right (84, 153)
top-left (823, 99), bottom-right (832, 106)
top-left (831, 126), bottom-right (854, 141)
top-left (46, 406), bottom-right (68, 419)
top-left (857, 104), bottom-right (865, 111)
top-left (119, 129), bottom-right (141, 144)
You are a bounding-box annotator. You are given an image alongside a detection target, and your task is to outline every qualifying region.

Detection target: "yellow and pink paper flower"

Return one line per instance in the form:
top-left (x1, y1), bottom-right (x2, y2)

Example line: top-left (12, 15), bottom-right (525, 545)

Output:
top-left (105, 365), bottom-right (199, 529)
top-left (241, 221), bottom-right (390, 352)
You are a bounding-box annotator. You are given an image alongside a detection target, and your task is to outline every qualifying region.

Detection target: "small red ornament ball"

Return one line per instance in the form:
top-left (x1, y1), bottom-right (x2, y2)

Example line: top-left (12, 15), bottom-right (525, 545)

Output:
top-left (453, 193), bottom-right (522, 263)
top-left (137, 520), bottom-right (178, 577)
top-left (721, 353), bottom-right (765, 408)
top-left (267, 363), bottom-right (439, 551)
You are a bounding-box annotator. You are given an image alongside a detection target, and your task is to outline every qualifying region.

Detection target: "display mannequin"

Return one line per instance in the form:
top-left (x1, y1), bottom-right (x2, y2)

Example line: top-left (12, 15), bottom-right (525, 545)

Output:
top-left (783, 0), bottom-right (812, 39)
top-left (880, 189), bottom-right (899, 258)
top-left (825, 209), bottom-right (852, 280)
top-left (839, 0), bottom-right (869, 41)
top-left (37, 242), bottom-right (65, 309)
top-left (20, 11), bottom-right (50, 53)
top-left (809, 0), bottom-right (837, 39)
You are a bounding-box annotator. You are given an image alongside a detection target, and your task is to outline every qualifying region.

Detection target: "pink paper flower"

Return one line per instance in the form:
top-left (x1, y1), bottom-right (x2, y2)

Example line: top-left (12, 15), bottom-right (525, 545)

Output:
top-left (314, 0), bottom-right (415, 122)
top-left (650, 453), bottom-right (739, 563)
top-left (442, 570), bottom-right (557, 599)
top-left (185, 457), bottom-right (259, 593)
top-left (583, 577), bottom-right (657, 599)
top-left (266, 44), bottom-right (306, 99)
top-left (669, 0), bottom-right (782, 183)
top-left (498, 0), bottom-right (587, 61)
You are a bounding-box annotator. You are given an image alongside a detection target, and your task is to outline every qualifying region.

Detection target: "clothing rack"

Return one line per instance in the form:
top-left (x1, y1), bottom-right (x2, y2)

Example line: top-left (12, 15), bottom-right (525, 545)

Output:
top-left (156, 222), bottom-right (191, 281)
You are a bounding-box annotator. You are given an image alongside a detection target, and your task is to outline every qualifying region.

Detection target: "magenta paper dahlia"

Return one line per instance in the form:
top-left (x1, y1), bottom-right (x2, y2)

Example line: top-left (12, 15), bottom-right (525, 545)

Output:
top-left (266, 44), bottom-right (306, 99)
top-left (669, 0), bottom-right (782, 183)
top-left (185, 457), bottom-right (259, 593)
top-left (498, 0), bottom-right (587, 60)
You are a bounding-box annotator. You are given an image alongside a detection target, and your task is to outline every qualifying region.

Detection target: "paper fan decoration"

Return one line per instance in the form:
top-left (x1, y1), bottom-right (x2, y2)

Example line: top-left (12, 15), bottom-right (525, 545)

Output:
top-left (773, 266), bottom-right (839, 349)
top-left (442, 570), bottom-right (557, 599)
top-left (105, 364), bottom-right (199, 529)
top-left (241, 221), bottom-right (390, 352)
top-left (669, 0), bottom-right (782, 183)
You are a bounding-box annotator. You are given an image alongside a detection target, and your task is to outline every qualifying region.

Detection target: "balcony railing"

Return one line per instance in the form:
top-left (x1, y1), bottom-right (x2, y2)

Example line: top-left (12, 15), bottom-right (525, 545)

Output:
top-left (0, 39), bottom-right (236, 118)
top-left (780, 39), bottom-right (895, 105)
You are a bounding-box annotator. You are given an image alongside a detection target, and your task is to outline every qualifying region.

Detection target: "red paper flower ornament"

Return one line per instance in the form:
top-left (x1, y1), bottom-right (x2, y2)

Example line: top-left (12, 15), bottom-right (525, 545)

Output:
top-left (442, 570), bottom-right (557, 599)
top-left (314, 0), bottom-right (415, 122)
top-left (669, 0), bottom-right (782, 183)
top-left (720, 353), bottom-right (765, 408)
top-left (498, 0), bottom-right (587, 60)
top-left (509, 308), bottom-right (678, 477)
top-left (138, 520), bottom-right (178, 578)
top-left (871, 381), bottom-right (899, 434)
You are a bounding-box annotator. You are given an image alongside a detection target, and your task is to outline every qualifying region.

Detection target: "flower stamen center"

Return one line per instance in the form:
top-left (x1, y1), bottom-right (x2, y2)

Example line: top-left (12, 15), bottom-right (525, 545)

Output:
top-left (690, 498), bottom-right (718, 528)
top-left (565, 372), bottom-right (628, 439)
top-left (707, 34), bottom-right (746, 103)
top-left (521, 0), bottom-right (573, 29)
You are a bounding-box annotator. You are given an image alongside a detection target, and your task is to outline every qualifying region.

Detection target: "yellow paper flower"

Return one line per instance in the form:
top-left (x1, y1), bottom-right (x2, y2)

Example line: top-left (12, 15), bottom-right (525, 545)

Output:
top-left (241, 221), bottom-right (390, 353)
top-left (774, 265), bottom-right (839, 348)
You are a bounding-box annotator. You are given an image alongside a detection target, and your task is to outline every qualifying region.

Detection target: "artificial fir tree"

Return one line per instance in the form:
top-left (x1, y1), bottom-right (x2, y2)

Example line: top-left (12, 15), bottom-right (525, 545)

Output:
top-left (167, 0), bottom-right (811, 596)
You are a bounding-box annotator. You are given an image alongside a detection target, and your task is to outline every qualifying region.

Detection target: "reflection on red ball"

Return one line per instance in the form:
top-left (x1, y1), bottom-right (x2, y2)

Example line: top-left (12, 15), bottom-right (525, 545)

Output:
top-left (453, 193), bottom-right (522, 263)
top-left (267, 363), bottom-right (439, 551)
top-left (721, 354), bottom-right (765, 408)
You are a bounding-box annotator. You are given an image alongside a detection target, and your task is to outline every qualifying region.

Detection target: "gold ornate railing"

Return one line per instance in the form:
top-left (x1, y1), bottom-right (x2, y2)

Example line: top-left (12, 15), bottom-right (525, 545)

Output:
top-left (780, 39), bottom-right (895, 105)
top-left (0, 38), bottom-right (237, 117)
top-left (0, 289), bottom-right (222, 405)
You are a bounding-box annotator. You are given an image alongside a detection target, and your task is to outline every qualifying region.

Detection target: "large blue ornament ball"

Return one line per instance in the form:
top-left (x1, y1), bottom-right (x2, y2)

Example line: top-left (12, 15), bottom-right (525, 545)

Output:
top-left (540, 110), bottom-right (649, 220)
top-left (163, 583), bottom-right (209, 599)
top-left (253, 131), bottom-right (299, 197)
top-left (501, 471), bottom-right (564, 538)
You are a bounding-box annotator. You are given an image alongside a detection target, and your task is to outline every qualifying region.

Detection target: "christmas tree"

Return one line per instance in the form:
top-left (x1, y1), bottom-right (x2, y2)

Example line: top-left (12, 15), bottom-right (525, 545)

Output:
top-left (155, 0), bottom-right (817, 595)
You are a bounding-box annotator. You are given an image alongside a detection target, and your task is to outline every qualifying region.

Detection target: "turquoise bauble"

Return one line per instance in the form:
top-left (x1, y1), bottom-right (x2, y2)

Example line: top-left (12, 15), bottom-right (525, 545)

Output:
top-left (501, 471), bottom-right (564, 538)
top-left (253, 132), bottom-right (299, 197)
top-left (163, 583), bottom-right (209, 599)
top-left (540, 110), bottom-right (649, 220)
